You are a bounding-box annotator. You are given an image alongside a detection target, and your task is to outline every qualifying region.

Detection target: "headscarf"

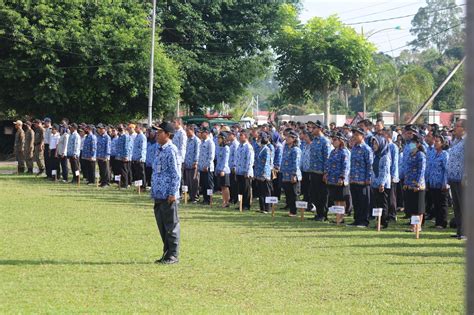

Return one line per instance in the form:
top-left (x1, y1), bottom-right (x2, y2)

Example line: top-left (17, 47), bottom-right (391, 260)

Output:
top-left (372, 135), bottom-right (388, 178)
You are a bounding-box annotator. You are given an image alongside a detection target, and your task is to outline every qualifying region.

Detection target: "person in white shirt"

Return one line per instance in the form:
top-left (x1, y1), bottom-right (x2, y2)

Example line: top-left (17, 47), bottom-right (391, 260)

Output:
top-left (56, 125), bottom-right (70, 182)
top-left (43, 118), bottom-right (53, 178)
top-left (48, 124), bottom-right (61, 180)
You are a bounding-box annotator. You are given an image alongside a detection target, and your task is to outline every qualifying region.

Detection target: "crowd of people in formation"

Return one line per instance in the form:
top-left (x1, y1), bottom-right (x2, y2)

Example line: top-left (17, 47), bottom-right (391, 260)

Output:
top-left (12, 116), bottom-right (467, 240)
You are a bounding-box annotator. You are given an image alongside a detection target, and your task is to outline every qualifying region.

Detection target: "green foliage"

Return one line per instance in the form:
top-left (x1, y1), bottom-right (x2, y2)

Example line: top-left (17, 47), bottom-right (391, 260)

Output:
top-left (159, 2), bottom-right (292, 114)
top-left (0, 1), bottom-right (181, 123)
top-left (410, 0), bottom-right (464, 53)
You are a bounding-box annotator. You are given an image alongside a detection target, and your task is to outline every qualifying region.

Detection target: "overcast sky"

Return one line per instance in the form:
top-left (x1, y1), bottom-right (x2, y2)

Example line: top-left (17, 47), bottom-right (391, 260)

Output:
top-left (299, 0), bottom-right (464, 56)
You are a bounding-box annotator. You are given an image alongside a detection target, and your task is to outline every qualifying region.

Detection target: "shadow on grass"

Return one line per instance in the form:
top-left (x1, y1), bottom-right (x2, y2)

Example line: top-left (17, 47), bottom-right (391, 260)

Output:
top-left (0, 259), bottom-right (151, 266)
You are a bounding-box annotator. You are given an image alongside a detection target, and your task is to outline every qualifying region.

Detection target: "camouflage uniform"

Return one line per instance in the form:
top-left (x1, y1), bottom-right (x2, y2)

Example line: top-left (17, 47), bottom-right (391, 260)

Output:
top-left (34, 125), bottom-right (45, 172)
top-left (14, 127), bottom-right (25, 173)
top-left (24, 127), bottom-right (35, 172)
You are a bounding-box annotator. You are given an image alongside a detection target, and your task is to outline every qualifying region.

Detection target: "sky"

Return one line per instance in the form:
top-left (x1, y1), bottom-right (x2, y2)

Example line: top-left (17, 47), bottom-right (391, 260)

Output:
top-left (299, 0), bottom-right (464, 56)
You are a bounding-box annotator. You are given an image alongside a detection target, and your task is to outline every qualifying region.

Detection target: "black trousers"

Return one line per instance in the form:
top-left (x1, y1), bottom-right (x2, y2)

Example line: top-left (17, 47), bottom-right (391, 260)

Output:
top-left (430, 188), bottom-right (449, 228)
top-left (236, 175), bottom-right (251, 209)
top-left (283, 181), bottom-right (298, 214)
top-left (154, 200), bottom-right (180, 259)
top-left (68, 157), bottom-right (80, 183)
top-left (425, 189), bottom-right (434, 217)
top-left (79, 152), bottom-right (85, 179)
top-left (98, 159), bottom-right (110, 186)
top-left (272, 171), bottom-right (282, 200)
top-left (59, 156), bottom-right (68, 181)
top-left (200, 170), bottom-right (214, 203)
top-left (126, 159), bottom-right (133, 185)
top-left (44, 144), bottom-right (51, 177)
top-left (184, 168), bottom-right (199, 202)
top-left (84, 160), bottom-right (96, 183)
top-left (449, 181), bottom-right (463, 236)
top-left (132, 161), bottom-right (146, 187)
top-left (387, 183), bottom-right (397, 219)
top-left (310, 173), bottom-right (328, 219)
top-left (373, 188), bottom-right (389, 227)
top-left (301, 172), bottom-right (311, 209)
top-left (256, 179), bottom-right (272, 211)
top-left (350, 184), bottom-right (370, 226)
top-left (118, 160), bottom-right (130, 188)
top-left (110, 156), bottom-right (120, 179)
top-left (230, 171), bottom-right (238, 204)
top-left (50, 149), bottom-right (59, 179)
top-left (396, 182), bottom-right (404, 209)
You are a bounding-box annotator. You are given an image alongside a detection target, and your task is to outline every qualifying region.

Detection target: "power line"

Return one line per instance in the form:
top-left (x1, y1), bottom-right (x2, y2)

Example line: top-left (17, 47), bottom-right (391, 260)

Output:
top-left (337, 1), bottom-right (393, 16)
top-left (342, 2), bottom-right (423, 22)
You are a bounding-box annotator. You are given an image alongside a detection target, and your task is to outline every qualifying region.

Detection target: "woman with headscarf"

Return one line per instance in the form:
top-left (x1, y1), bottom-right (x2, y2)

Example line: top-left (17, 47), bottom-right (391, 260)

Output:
top-left (216, 132), bottom-right (231, 207)
top-left (371, 135), bottom-right (391, 229)
top-left (403, 133), bottom-right (426, 233)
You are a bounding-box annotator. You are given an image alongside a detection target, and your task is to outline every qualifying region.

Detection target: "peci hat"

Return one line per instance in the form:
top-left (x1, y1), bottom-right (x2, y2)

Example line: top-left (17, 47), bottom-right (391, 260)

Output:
top-left (351, 127), bottom-right (365, 135)
top-left (287, 130), bottom-right (299, 139)
top-left (314, 120), bottom-right (324, 129)
top-left (156, 121), bottom-right (175, 134)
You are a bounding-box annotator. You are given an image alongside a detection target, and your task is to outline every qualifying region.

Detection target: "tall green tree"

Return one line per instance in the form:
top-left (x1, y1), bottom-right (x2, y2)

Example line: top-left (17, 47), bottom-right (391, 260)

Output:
top-left (0, 1), bottom-right (181, 122)
top-left (410, 0), bottom-right (464, 53)
top-left (274, 10), bottom-right (375, 124)
top-left (159, 1), bottom-right (295, 114)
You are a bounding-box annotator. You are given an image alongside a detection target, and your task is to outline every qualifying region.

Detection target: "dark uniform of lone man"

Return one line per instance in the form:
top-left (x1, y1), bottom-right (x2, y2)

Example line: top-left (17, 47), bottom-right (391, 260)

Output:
top-left (151, 122), bottom-right (181, 265)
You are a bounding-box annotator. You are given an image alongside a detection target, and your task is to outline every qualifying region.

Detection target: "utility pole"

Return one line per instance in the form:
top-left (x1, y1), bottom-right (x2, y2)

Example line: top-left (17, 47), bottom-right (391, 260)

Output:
top-left (147, 0), bottom-right (157, 127)
top-left (465, 0), bottom-right (474, 312)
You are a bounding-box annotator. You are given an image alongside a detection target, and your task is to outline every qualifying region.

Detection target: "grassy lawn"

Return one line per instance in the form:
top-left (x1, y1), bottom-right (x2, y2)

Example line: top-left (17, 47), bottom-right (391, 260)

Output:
top-left (0, 174), bottom-right (465, 313)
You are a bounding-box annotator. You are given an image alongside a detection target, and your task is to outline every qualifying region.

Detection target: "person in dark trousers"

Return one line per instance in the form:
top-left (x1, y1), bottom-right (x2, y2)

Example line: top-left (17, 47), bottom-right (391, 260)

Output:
top-left (66, 124), bottom-right (81, 183)
top-left (235, 130), bottom-right (255, 210)
top-left (96, 124), bottom-right (111, 187)
top-left (348, 127), bottom-right (373, 228)
top-left (427, 134), bottom-right (449, 229)
top-left (56, 124), bottom-right (69, 182)
top-left (447, 119), bottom-right (466, 240)
top-left (272, 136), bottom-right (283, 200)
top-left (197, 127), bottom-right (216, 205)
top-left (116, 126), bottom-right (132, 188)
top-left (280, 130), bottom-right (302, 216)
top-left (131, 124), bottom-right (147, 188)
top-left (151, 122), bottom-right (181, 265)
top-left (370, 135), bottom-right (391, 229)
top-left (254, 132), bottom-right (273, 213)
top-left (384, 129), bottom-right (399, 222)
top-left (81, 125), bottom-right (97, 185)
top-left (43, 117), bottom-right (52, 178)
top-left (183, 125), bottom-right (200, 203)
top-left (48, 124), bottom-right (60, 180)
top-left (299, 130), bottom-right (313, 212)
top-left (227, 131), bottom-right (240, 204)
top-left (145, 129), bottom-right (158, 189)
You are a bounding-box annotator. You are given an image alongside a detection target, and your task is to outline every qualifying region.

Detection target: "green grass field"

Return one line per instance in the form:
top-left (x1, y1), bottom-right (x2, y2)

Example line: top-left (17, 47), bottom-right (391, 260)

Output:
top-left (0, 171), bottom-right (465, 313)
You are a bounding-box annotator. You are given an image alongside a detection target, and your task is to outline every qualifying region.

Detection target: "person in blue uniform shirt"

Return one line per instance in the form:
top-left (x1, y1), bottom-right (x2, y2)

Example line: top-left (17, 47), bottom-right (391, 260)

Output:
top-left (145, 128), bottom-right (157, 188)
top-left (384, 128), bottom-right (399, 222)
top-left (371, 135), bottom-right (391, 229)
top-left (309, 121), bottom-right (331, 221)
top-left (81, 125), bottom-right (97, 185)
top-left (116, 126), bottom-right (132, 188)
top-left (216, 132), bottom-right (231, 207)
top-left (109, 127), bottom-right (120, 182)
top-left (403, 133), bottom-right (426, 233)
top-left (427, 133), bottom-right (449, 229)
top-left (272, 133), bottom-right (283, 200)
top-left (198, 127), bottom-right (216, 205)
top-left (254, 132), bottom-right (273, 213)
top-left (67, 123), bottom-right (81, 183)
top-left (227, 131), bottom-right (240, 204)
top-left (131, 124), bottom-right (147, 188)
top-left (280, 130), bottom-right (301, 217)
top-left (348, 127), bottom-right (373, 228)
top-left (324, 131), bottom-right (350, 223)
top-left (151, 122), bottom-right (181, 265)
top-left (447, 119), bottom-right (466, 240)
top-left (424, 131), bottom-right (436, 220)
top-left (183, 125), bottom-right (200, 203)
top-left (235, 130), bottom-right (255, 211)
top-left (172, 119), bottom-right (187, 175)
top-left (96, 123), bottom-right (111, 187)
top-left (299, 129), bottom-right (313, 212)
top-left (399, 124), bottom-right (417, 218)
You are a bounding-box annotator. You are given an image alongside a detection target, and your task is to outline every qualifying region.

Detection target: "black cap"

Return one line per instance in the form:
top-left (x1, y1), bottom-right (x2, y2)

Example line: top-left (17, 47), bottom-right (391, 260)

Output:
top-left (218, 131), bottom-right (229, 138)
top-left (332, 131), bottom-right (348, 142)
top-left (200, 126), bottom-right (210, 133)
top-left (287, 130), bottom-right (299, 138)
top-left (97, 123), bottom-right (105, 129)
top-left (156, 121), bottom-right (174, 134)
top-left (405, 124), bottom-right (418, 133)
top-left (314, 120), bottom-right (324, 129)
top-left (351, 127), bottom-right (365, 135)
top-left (412, 132), bottom-right (422, 142)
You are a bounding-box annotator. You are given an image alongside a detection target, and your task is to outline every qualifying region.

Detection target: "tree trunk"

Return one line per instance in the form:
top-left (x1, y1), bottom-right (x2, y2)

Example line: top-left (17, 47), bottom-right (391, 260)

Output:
top-left (323, 87), bottom-right (331, 125)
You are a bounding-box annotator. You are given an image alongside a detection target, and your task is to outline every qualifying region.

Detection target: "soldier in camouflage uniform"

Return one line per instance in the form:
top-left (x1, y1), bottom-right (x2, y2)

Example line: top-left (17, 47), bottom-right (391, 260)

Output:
top-left (33, 119), bottom-right (45, 175)
top-left (24, 121), bottom-right (35, 173)
top-left (13, 120), bottom-right (25, 173)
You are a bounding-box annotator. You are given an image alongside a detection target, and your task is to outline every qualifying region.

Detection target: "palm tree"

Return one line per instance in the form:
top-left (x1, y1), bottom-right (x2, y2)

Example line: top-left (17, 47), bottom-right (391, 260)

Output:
top-left (366, 62), bottom-right (434, 123)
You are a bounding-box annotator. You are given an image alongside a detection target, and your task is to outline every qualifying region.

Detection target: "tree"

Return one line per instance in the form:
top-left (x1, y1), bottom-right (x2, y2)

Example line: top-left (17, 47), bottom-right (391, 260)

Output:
top-left (274, 11), bottom-right (375, 124)
top-left (159, 1), bottom-right (295, 114)
top-left (410, 0), bottom-right (464, 53)
top-left (366, 62), bottom-right (434, 122)
top-left (0, 1), bottom-right (181, 123)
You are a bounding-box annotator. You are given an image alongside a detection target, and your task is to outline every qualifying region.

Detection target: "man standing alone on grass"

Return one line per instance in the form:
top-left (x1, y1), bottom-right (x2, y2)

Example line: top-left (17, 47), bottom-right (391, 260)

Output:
top-left (151, 122), bottom-right (181, 265)
top-left (13, 120), bottom-right (25, 174)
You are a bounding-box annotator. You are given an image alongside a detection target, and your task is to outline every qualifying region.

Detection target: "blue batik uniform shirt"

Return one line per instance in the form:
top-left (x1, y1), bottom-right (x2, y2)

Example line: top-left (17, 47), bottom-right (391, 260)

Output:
top-left (184, 135), bottom-right (200, 169)
top-left (404, 151), bottom-right (426, 189)
top-left (216, 145), bottom-right (230, 174)
top-left (301, 141), bottom-right (312, 172)
top-left (448, 137), bottom-right (465, 183)
top-left (198, 137), bottom-right (216, 172)
top-left (281, 145), bottom-right (302, 182)
top-left (228, 139), bottom-right (240, 170)
top-left (273, 142), bottom-right (283, 169)
top-left (67, 131), bottom-right (81, 158)
top-left (350, 142), bottom-right (373, 184)
top-left (96, 133), bottom-right (111, 159)
top-left (235, 142), bottom-right (254, 177)
top-left (254, 144), bottom-right (272, 180)
top-left (173, 127), bottom-right (187, 165)
top-left (116, 133), bottom-right (131, 160)
top-left (388, 142), bottom-right (399, 182)
top-left (132, 133), bottom-right (147, 162)
top-left (427, 149), bottom-right (449, 189)
top-left (151, 141), bottom-right (180, 200)
top-left (110, 136), bottom-right (119, 157)
top-left (82, 133), bottom-right (97, 159)
top-left (309, 135), bottom-right (331, 173)
top-left (146, 141), bottom-right (158, 168)
top-left (325, 147), bottom-right (350, 186)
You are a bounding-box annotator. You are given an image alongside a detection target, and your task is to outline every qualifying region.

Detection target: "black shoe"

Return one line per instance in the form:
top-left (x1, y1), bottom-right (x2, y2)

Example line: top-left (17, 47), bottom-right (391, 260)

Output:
top-left (314, 217), bottom-right (326, 222)
top-left (450, 234), bottom-right (461, 238)
top-left (161, 256), bottom-right (179, 265)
